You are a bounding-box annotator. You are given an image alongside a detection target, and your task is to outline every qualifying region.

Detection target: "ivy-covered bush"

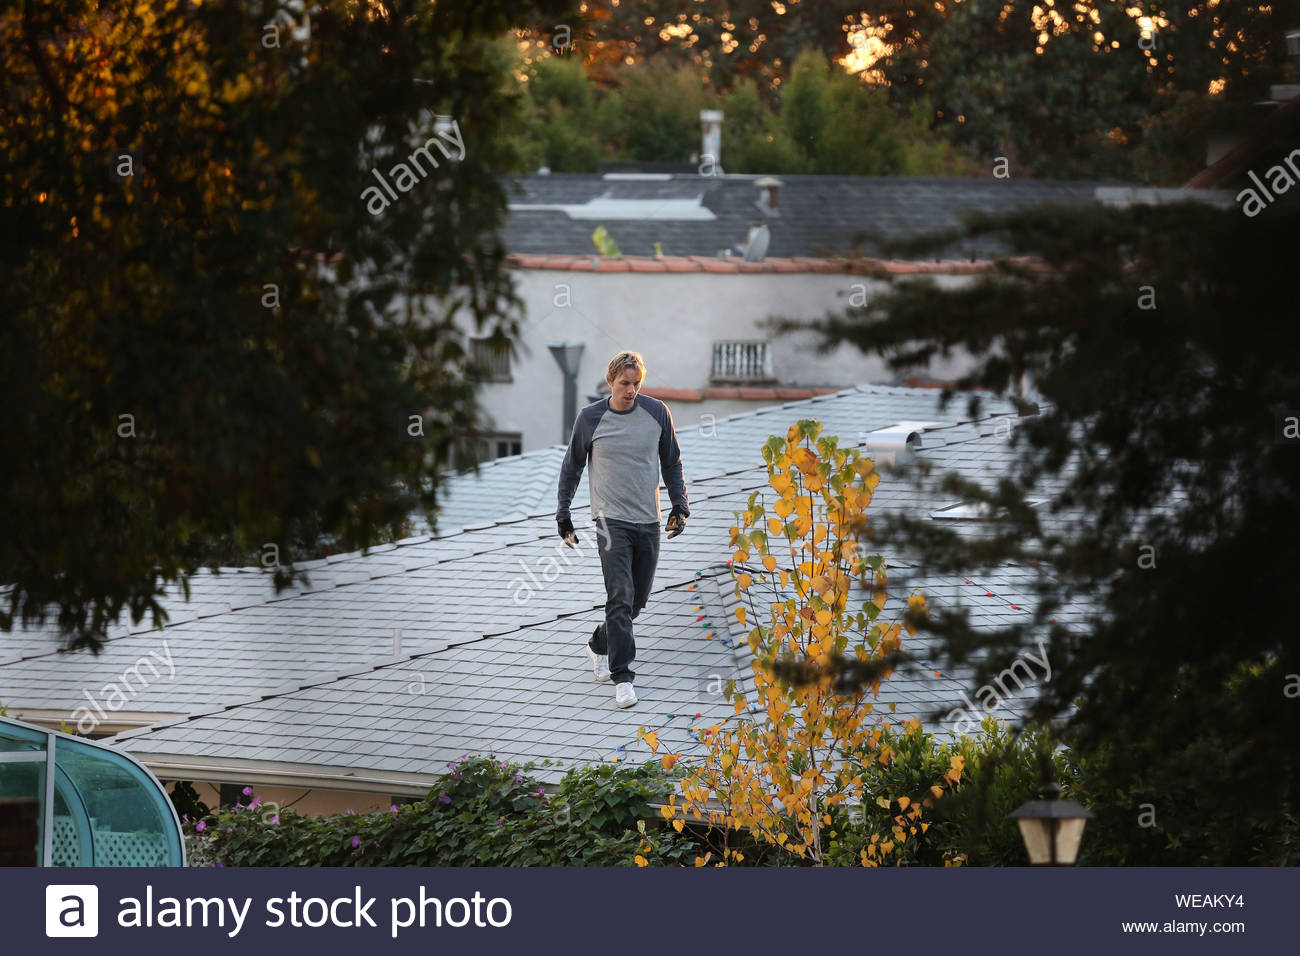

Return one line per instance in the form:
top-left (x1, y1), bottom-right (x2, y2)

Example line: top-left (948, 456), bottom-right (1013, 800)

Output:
top-left (185, 730), bottom-right (1116, 868)
top-left (184, 756), bottom-right (707, 867)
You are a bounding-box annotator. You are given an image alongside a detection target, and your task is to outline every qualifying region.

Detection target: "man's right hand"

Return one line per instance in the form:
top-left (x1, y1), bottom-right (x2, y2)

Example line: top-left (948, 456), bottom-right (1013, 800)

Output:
top-left (557, 516), bottom-right (579, 548)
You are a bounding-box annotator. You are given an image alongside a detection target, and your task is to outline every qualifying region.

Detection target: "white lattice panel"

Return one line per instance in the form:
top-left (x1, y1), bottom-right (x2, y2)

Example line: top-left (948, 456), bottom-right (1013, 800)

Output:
top-left (51, 816), bottom-right (167, 866)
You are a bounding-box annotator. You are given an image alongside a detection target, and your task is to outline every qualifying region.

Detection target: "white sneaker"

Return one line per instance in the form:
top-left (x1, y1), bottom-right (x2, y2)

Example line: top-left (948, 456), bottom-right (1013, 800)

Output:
top-left (586, 644), bottom-right (611, 683)
top-left (615, 682), bottom-right (637, 708)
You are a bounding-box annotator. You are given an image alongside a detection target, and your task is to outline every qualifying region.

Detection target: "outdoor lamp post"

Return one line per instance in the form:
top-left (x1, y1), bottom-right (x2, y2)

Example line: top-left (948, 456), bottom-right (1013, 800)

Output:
top-left (1009, 782), bottom-right (1093, 865)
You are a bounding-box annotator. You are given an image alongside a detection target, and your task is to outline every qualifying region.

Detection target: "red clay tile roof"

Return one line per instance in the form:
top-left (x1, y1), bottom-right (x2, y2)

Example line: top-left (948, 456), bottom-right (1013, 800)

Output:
top-left (506, 253), bottom-right (1036, 275)
top-left (595, 384), bottom-right (846, 402)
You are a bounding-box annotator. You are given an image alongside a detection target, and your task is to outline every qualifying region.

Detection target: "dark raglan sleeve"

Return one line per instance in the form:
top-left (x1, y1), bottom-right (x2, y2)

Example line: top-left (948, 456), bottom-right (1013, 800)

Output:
top-left (657, 401), bottom-right (689, 518)
top-left (556, 407), bottom-right (595, 523)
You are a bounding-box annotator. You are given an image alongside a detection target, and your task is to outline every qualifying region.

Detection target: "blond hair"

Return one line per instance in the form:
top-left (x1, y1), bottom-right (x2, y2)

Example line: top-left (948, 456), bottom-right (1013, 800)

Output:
top-left (606, 350), bottom-right (646, 383)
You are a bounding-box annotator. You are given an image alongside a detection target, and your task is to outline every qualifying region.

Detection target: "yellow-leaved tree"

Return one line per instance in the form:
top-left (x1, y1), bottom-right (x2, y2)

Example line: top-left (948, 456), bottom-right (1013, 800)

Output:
top-left (637, 419), bottom-right (963, 866)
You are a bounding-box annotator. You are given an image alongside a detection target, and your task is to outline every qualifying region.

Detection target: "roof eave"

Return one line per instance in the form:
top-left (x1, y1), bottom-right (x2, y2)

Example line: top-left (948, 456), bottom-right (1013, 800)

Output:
top-left (118, 752), bottom-right (446, 797)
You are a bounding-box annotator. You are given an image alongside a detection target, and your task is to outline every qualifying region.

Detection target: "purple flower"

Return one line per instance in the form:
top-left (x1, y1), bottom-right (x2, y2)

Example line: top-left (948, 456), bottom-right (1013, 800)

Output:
top-left (351, 835), bottom-right (360, 848)
top-left (242, 786), bottom-right (254, 797)
top-left (497, 818), bottom-right (504, 826)
top-left (537, 788), bottom-right (545, 797)
top-left (268, 815), bottom-right (279, 825)
top-left (345, 808), bottom-right (354, 815)
top-left (453, 773), bottom-right (461, 781)
top-left (195, 821), bottom-right (207, 832)
top-left (390, 805), bottom-right (400, 813)
top-left (235, 802), bottom-right (244, 809)
top-left (439, 795), bottom-right (452, 804)
top-left (513, 775), bottom-right (521, 783)
top-left (449, 761), bottom-right (457, 770)
top-left (249, 797), bottom-right (260, 809)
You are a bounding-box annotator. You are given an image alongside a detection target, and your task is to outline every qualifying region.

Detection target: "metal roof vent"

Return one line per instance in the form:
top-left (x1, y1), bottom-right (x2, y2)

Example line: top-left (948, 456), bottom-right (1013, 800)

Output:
top-left (861, 424), bottom-right (924, 466)
top-left (700, 109), bottom-right (724, 174)
top-left (754, 176), bottom-right (783, 217)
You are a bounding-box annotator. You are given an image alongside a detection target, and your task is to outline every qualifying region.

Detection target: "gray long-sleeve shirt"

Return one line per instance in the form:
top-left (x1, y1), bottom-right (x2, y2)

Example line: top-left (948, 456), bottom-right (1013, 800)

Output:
top-left (556, 394), bottom-right (690, 525)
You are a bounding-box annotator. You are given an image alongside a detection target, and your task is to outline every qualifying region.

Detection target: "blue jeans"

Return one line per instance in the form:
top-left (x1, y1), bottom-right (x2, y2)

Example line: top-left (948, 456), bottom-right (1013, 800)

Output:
top-left (589, 517), bottom-right (660, 684)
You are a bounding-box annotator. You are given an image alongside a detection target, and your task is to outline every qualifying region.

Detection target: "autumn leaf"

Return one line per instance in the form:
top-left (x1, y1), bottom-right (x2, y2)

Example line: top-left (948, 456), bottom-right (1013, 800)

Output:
top-left (792, 447), bottom-right (819, 475)
top-left (897, 796), bottom-right (911, 810)
top-left (735, 607), bottom-right (747, 626)
top-left (672, 819), bottom-right (684, 833)
top-left (634, 855), bottom-right (648, 867)
top-left (662, 753), bottom-right (678, 771)
top-left (644, 731), bottom-right (660, 754)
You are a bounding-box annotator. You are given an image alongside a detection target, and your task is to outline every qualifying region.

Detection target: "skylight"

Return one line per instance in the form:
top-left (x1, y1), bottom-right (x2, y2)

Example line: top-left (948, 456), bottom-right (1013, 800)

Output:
top-left (506, 195), bottom-right (716, 221)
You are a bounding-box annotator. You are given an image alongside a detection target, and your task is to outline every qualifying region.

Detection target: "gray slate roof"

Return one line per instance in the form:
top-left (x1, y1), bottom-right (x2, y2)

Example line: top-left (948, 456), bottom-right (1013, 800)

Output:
top-left (1, 384), bottom-right (1097, 789)
top-left (427, 385), bottom-right (1018, 535)
top-left (502, 174), bottom-right (1115, 259)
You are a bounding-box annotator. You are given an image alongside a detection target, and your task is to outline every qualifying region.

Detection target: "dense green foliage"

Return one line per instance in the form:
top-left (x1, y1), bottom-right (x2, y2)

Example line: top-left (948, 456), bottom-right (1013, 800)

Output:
top-left (2, 0), bottom-right (575, 651)
top-left (185, 756), bottom-right (708, 867)
top-left (551, 1), bottom-right (1298, 183)
top-left (774, 199), bottom-right (1300, 864)
top-left (184, 729), bottom-right (1120, 867)
top-left (515, 50), bottom-right (973, 175)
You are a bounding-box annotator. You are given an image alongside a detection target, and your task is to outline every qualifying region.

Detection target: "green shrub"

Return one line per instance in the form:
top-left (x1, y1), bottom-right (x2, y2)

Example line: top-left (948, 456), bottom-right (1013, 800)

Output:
top-left (184, 755), bottom-right (706, 867)
top-left (823, 717), bottom-right (1071, 867)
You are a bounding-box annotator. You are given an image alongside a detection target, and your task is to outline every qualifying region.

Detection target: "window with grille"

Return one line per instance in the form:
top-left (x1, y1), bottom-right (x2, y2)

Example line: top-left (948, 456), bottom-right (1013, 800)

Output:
top-left (711, 340), bottom-right (775, 383)
top-left (449, 432), bottom-right (522, 470)
top-left (486, 434), bottom-right (523, 459)
top-left (470, 336), bottom-right (512, 382)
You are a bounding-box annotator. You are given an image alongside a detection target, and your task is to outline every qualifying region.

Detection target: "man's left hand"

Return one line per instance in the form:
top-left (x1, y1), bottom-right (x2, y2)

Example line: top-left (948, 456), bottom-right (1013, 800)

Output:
top-left (665, 510), bottom-right (686, 539)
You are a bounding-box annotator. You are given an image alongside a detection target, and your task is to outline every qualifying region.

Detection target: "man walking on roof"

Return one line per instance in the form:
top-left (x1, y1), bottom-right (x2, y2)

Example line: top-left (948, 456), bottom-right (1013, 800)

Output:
top-left (556, 350), bottom-right (690, 709)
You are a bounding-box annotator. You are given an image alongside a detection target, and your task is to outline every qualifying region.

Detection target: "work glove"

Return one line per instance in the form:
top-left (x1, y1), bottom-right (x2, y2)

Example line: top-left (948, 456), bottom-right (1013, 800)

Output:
top-left (557, 516), bottom-right (579, 548)
top-left (665, 509), bottom-right (687, 539)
